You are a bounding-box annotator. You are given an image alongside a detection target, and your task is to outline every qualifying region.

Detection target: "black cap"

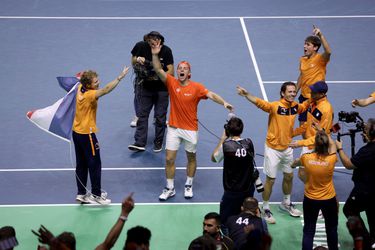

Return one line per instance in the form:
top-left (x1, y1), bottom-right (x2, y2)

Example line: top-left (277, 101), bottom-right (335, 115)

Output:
top-left (309, 81), bottom-right (328, 93)
top-left (147, 31), bottom-right (164, 43)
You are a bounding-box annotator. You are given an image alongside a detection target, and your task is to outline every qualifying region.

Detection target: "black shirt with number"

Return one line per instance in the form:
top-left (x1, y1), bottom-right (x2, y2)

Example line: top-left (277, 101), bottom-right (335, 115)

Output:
top-left (131, 41), bottom-right (174, 91)
top-left (226, 212), bottom-right (267, 249)
top-left (222, 138), bottom-right (254, 192)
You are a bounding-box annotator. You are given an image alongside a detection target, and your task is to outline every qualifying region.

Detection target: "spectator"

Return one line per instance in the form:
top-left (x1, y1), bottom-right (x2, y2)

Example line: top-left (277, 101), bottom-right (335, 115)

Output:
top-left (211, 116), bottom-right (260, 233)
top-left (123, 226), bottom-right (151, 250)
top-left (128, 31), bottom-right (174, 153)
top-left (237, 82), bottom-right (309, 223)
top-left (95, 193), bottom-right (135, 250)
top-left (32, 225), bottom-right (75, 250)
top-left (0, 226), bottom-right (18, 250)
top-left (201, 212), bottom-right (234, 250)
top-left (188, 235), bottom-right (216, 250)
top-left (151, 38), bottom-right (233, 200)
top-left (336, 118), bottom-right (375, 249)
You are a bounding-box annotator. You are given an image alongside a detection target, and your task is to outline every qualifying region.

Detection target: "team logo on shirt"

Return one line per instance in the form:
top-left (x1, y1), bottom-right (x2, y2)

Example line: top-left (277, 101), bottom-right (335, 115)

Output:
top-left (310, 63), bottom-right (315, 68)
top-left (176, 88), bottom-right (181, 93)
top-left (309, 108), bottom-right (323, 121)
top-left (184, 93), bottom-right (192, 96)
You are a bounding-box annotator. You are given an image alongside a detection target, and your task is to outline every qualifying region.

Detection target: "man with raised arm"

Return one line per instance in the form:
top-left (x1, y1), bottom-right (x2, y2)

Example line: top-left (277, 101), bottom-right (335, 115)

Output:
top-left (151, 40), bottom-right (233, 201)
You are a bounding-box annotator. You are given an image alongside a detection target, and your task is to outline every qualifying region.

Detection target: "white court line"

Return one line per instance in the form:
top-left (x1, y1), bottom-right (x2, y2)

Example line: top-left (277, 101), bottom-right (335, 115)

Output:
top-left (240, 17), bottom-right (268, 101)
top-left (1, 15), bottom-right (375, 20)
top-left (0, 201), bottom-right (347, 208)
top-left (264, 80), bottom-right (375, 84)
top-left (0, 166), bottom-right (348, 172)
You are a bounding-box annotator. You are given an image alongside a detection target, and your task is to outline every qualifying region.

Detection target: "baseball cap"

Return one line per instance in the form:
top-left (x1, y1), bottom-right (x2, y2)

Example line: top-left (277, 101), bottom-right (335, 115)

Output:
top-left (147, 31), bottom-right (164, 43)
top-left (309, 81), bottom-right (328, 93)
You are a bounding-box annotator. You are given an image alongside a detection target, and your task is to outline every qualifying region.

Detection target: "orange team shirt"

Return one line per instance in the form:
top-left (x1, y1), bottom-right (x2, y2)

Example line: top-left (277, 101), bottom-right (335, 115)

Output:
top-left (255, 98), bottom-right (310, 151)
top-left (295, 97), bottom-right (333, 148)
top-left (73, 84), bottom-right (98, 134)
top-left (299, 53), bottom-right (329, 99)
top-left (166, 74), bottom-right (208, 131)
top-left (301, 152), bottom-right (337, 200)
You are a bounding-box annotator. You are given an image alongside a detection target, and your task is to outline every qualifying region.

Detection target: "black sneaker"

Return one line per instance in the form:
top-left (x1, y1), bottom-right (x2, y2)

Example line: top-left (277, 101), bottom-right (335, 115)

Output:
top-left (153, 142), bottom-right (163, 153)
top-left (128, 143), bottom-right (145, 152)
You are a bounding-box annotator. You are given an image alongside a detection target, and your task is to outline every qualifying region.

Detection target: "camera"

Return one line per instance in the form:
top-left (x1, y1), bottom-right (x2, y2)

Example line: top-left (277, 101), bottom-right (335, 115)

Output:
top-left (252, 169), bottom-right (264, 193)
top-left (338, 111), bottom-right (360, 123)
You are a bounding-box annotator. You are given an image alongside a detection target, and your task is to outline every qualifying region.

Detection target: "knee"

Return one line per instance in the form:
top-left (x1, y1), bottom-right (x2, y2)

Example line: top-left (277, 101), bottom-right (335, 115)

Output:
top-left (283, 172), bottom-right (294, 182)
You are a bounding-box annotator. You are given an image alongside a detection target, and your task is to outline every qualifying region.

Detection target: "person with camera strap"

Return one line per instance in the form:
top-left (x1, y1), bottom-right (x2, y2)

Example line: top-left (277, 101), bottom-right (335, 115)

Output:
top-left (128, 31), bottom-right (174, 153)
top-left (237, 82), bottom-right (310, 224)
top-left (211, 116), bottom-right (261, 235)
top-left (335, 118), bottom-right (375, 249)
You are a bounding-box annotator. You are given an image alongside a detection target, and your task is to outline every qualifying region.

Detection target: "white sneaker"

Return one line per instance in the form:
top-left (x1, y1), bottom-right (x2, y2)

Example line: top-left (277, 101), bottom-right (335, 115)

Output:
top-left (87, 194), bottom-right (111, 205)
top-left (184, 185), bottom-right (193, 199)
top-left (159, 188), bottom-right (176, 201)
top-left (279, 202), bottom-right (302, 217)
top-left (130, 116), bottom-right (138, 127)
top-left (76, 194), bottom-right (89, 203)
top-left (263, 208), bottom-right (276, 224)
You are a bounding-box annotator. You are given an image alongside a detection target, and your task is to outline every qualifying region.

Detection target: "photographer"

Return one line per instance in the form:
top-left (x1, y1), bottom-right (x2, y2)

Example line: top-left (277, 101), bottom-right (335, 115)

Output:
top-left (335, 118), bottom-right (375, 249)
top-left (211, 116), bottom-right (260, 233)
top-left (129, 31), bottom-right (174, 152)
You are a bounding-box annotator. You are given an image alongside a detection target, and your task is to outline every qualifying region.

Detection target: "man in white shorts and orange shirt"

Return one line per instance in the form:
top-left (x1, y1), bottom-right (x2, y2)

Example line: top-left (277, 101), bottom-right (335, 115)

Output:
top-left (151, 40), bottom-right (233, 201)
top-left (237, 82), bottom-right (310, 224)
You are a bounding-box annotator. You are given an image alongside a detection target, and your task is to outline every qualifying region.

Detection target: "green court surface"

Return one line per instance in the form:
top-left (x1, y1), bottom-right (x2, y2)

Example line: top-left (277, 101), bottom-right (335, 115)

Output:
top-left (0, 203), bottom-right (355, 249)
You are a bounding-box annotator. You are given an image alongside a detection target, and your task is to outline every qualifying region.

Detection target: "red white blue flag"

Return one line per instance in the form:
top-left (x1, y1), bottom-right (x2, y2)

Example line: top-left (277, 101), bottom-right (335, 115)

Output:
top-left (26, 76), bottom-right (80, 142)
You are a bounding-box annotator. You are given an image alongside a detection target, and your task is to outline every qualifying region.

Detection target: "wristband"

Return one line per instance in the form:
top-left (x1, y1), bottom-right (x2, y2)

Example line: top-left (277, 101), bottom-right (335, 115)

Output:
top-left (119, 216), bottom-right (127, 222)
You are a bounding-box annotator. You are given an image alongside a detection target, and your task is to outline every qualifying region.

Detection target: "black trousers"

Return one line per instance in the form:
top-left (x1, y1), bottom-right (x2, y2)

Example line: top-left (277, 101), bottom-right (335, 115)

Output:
top-left (72, 131), bottom-right (101, 196)
top-left (134, 88), bottom-right (169, 147)
top-left (302, 196), bottom-right (338, 250)
top-left (343, 188), bottom-right (375, 247)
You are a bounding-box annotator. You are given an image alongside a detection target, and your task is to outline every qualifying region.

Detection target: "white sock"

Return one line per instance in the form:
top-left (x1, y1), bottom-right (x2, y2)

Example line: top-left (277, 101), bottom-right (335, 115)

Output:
top-left (166, 179), bottom-right (174, 189)
top-left (185, 177), bottom-right (193, 186)
top-left (263, 201), bottom-right (270, 210)
top-left (283, 194), bottom-right (291, 205)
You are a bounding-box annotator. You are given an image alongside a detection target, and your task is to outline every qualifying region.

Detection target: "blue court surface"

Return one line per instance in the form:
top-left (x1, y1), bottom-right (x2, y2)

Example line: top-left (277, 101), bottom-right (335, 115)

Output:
top-left (0, 0), bottom-right (375, 249)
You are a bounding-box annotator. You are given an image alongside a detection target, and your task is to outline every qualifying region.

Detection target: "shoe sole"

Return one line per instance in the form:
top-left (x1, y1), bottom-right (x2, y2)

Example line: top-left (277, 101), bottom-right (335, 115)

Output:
top-left (128, 145), bottom-right (145, 151)
top-left (153, 148), bottom-right (162, 153)
top-left (278, 205), bottom-right (302, 217)
top-left (159, 193), bottom-right (175, 201)
top-left (184, 195), bottom-right (193, 199)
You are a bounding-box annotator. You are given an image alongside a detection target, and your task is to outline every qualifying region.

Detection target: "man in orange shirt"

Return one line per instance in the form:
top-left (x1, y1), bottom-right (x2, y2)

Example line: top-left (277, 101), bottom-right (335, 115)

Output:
top-left (73, 67), bottom-right (129, 205)
top-left (297, 26), bottom-right (331, 125)
top-left (151, 41), bottom-right (233, 201)
top-left (237, 82), bottom-right (309, 224)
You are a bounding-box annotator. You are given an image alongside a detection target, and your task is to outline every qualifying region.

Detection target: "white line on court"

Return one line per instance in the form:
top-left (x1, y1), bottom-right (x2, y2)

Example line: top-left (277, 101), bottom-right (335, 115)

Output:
top-left (0, 166), bottom-right (349, 172)
top-left (264, 80), bottom-right (375, 84)
top-left (0, 201), bottom-right (347, 208)
top-left (240, 17), bottom-right (268, 101)
top-left (1, 15), bottom-right (375, 20)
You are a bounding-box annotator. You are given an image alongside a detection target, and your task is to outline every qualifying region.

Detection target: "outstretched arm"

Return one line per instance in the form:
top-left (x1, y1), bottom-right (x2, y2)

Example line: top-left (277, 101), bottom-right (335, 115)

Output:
top-left (95, 193), bottom-right (135, 250)
top-left (96, 66), bottom-right (130, 98)
top-left (236, 86), bottom-right (257, 105)
top-left (151, 40), bottom-right (167, 83)
top-left (313, 25), bottom-right (331, 61)
top-left (335, 140), bottom-right (355, 169)
top-left (206, 91), bottom-right (233, 111)
top-left (352, 94), bottom-right (375, 107)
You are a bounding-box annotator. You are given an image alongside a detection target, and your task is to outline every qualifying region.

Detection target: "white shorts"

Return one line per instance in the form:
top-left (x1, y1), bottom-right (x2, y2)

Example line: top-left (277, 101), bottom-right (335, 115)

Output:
top-left (165, 126), bottom-right (198, 153)
top-left (263, 144), bottom-right (294, 178)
